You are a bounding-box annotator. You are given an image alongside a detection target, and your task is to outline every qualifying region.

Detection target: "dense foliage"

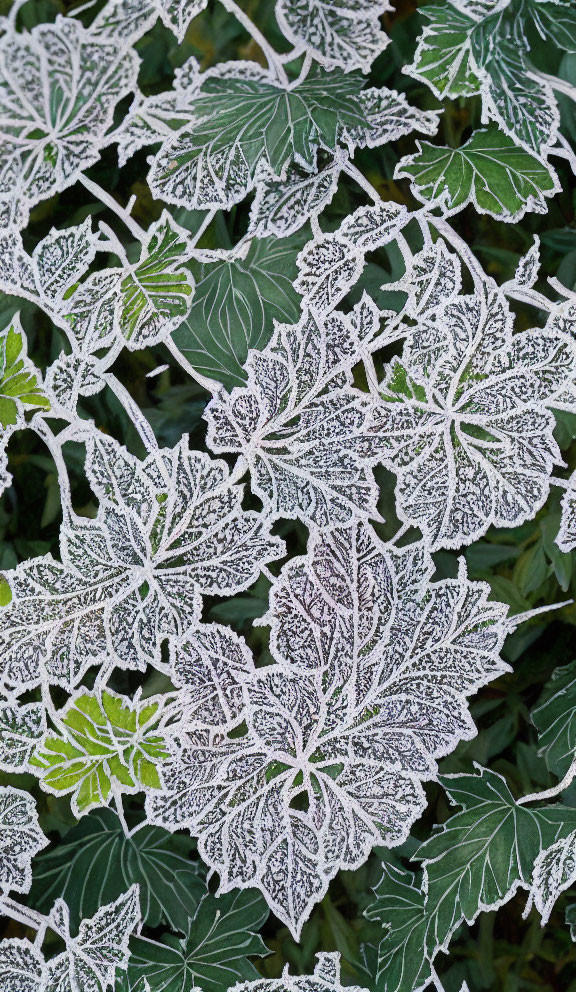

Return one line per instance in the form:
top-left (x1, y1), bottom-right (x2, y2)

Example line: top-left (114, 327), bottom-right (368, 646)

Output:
top-left (2, 1), bottom-right (576, 991)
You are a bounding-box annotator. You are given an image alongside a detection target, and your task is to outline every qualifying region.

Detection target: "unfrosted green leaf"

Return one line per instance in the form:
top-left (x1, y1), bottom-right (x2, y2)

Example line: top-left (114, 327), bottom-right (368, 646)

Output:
top-left (171, 233), bottom-right (304, 389)
top-left (126, 889), bottom-right (270, 992)
top-left (0, 317), bottom-right (49, 427)
top-left (533, 661), bottom-right (576, 777)
top-left (30, 808), bottom-right (206, 932)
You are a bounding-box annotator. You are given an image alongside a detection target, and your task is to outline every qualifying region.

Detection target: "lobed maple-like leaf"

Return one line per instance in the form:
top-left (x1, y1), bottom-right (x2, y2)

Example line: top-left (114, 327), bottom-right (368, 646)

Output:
top-left (230, 952), bottom-right (370, 992)
top-left (0, 699), bottom-right (45, 772)
top-left (93, 0), bottom-right (208, 43)
top-left (0, 939), bottom-right (46, 992)
top-left (0, 432), bottom-right (283, 692)
top-left (375, 267), bottom-right (576, 550)
top-left (31, 690), bottom-right (169, 817)
top-left (147, 522), bottom-right (509, 937)
top-left (0, 18), bottom-right (138, 226)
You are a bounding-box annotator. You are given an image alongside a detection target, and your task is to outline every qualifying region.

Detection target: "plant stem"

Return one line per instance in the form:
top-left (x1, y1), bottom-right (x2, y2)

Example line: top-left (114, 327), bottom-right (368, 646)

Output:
top-left (78, 175), bottom-right (147, 242)
top-left (33, 418), bottom-right (74, 521)
top-left (0, 897), bottom-right (46, 931)
top-left (218, 0), bottom-right (289, 85)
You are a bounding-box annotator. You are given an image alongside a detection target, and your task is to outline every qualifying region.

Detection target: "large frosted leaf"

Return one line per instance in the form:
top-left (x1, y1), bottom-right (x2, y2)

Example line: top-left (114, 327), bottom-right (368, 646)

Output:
top-left (31, 809), bottom-right (205, 932)
top-left (147, 522), bottom-right (509, 937)
top-left (376, 284), bottom-right (576, 549)
top-left (31, 690), bottom-right (169, 817)
top-left (0, 432), bottom-right (283, 692)
top-left (65, 213), bottom-right (195, 351)
top-left (126, 890), bottom-right (269, 992)
top-left (0, 787), bottom-right (47, 895)
top-left (171, 233), bottom-right (304, 390)
top-left (0, 18), bottom-right (138, 224)
top-left (396, 127), bottom-right (559, 220)
top-left (532, 661), bottom-right (576, 778)
top-left (275, 0), bottom-right (390, 73)
top-left (45, 886), bottom-right (141, 992)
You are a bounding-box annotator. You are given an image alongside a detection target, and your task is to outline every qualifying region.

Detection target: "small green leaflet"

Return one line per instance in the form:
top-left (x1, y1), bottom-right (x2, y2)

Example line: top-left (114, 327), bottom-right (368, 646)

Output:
top-left (396, 127), bottom-right (559, 221)
top-left (30, 809), bottom-right (206, 932)
top-left (149, 65), bottom-right (367, 210)
top-left (532, 661), bottom-right (576, 777)
top-left (367, 767), bottom-right (576, 992)
top-left (365, 863), bottom-right (431, 992)
top-left (31, 690), bottom-right (168, 816)
top-left (125, 889), bottom-right (270, 992)
top-left (171, 233), bottom-right (304, 389)
top-left (0, 317), bottom-right (49, 427)
top-left (120, 213), bottom-right (194, 347)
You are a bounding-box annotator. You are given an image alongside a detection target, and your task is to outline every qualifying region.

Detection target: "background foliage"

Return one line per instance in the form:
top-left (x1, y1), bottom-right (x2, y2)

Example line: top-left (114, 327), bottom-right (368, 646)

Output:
top-left (2, 0), bottom-right (576, 990)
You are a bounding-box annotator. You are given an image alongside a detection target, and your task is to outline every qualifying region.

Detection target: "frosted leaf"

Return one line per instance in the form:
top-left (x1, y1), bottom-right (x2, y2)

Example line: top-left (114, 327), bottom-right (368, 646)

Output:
top-left (0, 787), bottom-right (48, 895)
top-left (275, 0), bottom-right (390, 73)
top-left (0, 18), bottom-right (139, 224)
top-left (0, 433), bottom-right (283, 691)
top-left (295, 202), bottom-right (410, 313)
top-left (64, 212), bottom-right (195, 351)
top-left (205, 300), bottom-right (385, 530)
top-left (345, 87), bottom-right (439, 148)
top-left (147, 522), bottom-right (509, 937)
top-left (231, 952), bottom-right (370, 992)
top-left (388, 241), bottom-right (462, 321)
top-left (0, 700), bottom-right (45, 772)
top-left (93, 0), bottom-right (208, 43)
top-left (248, 162), bottom-right (341, 239)
top-left (32, 689), bottom-right (169, 817)
top-left (147, 64), bottom-right (435, 211)
top-left (114, 59), bottom-right (202, 167)
top-left (170, 624), bottom-right (255, 730)
top-left (32, 219), bottom-right (100, 306)
top-left (0, 940), bottom-right (45, 992)
top-left (45, 886), bottom-right (141, 992)
top-left (376, 288), bottom-right (576, 550)
top-left (512, 236), bottom-right (541, 289)
top-left (557, 479), bottom-right (576, 553)
top-left (531, 830), bottom-right (576, 926)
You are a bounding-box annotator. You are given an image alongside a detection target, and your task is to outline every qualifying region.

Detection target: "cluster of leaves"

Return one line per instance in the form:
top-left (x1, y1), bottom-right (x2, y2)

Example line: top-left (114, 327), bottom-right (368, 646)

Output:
top-left (2, 1), bottom-right (576, 992)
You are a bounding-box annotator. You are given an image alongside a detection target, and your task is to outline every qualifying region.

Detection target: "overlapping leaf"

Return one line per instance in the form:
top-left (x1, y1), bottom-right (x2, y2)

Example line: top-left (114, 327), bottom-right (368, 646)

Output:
top-left (0, 787), bottom-right (47, 895)
top-left (147, 522), bottom-right (509, 937)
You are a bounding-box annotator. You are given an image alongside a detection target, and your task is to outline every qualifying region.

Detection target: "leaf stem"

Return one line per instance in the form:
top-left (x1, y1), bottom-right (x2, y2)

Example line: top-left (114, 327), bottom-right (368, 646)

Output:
top-left (164, 336), bottom-right (221, 393)
top-left (218, 0), bottom-right (289, 85)
top-left (341, 159), bottom-right (381, 204)
top-left (33, 418), bottom-right (74, 521)
top-left (103, 372), bottom-right (159, 453)
top-left (78, 175), bottom-right (147, 242)
top-left (0, 896), bottom-right (46, 931)
top-left (517, 755), bottom-right (576, 805)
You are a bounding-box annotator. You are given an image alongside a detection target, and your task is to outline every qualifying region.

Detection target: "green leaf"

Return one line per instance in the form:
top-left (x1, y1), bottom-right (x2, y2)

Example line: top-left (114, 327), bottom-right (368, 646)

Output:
top-left (408, 4), bottom-right (482, 98)
top-left (126, 889), bottom-right (270, 992)
top-left (149, 65), bottom-right (367, 209)
top-left (119, 212), bottom-right (195, 349)
top-left (532, 661), bottom-right (576, 778)
top-left (368, 768), bottom-right (576, 991)
top-left (365, 863), bottom-right (431, 992)
top-left (530, 2), bottom-right (576, 52)
top-left (30, 808), bottom-right (206, 932)
top-left (171, 233), bottom-right (304, 389)
top-left (0, 317), bottom-right (49, 427)
top-left (396, 127), bottom-right (559, 221)
top-left (31, 690), bottom-right (169, 816)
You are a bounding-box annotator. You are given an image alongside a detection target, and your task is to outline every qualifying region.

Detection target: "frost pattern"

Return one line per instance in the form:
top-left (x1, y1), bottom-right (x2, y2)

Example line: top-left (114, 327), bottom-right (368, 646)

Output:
top-left (0, 788), bottom-right (47, 895)
top-left (232, 952), bottom-right (370, 992)
top-left (147, 522), bottom-right (509, 936)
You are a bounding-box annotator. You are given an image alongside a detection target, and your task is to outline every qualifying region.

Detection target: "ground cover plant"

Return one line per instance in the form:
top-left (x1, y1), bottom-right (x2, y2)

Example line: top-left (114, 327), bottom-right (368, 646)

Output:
top-left (2, 0), bottom-right (576, 990)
